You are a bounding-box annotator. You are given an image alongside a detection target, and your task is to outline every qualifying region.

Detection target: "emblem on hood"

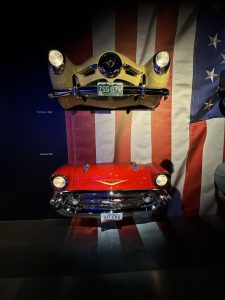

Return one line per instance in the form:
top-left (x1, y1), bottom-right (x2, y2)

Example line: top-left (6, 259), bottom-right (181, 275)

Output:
top-left (95, 179), bottom-right (128, 186)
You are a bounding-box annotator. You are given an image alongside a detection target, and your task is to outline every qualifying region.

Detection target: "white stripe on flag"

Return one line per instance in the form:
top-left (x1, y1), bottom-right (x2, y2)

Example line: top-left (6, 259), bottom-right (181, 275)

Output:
top-left (97, 225), bottom-right (121, 254)
top-left (136, 221), bottom-right (168, 250)
top-left (169, 1), bottom-right (198, 216)
top-left (92, 10), bottom-right (116, 163)
top-left (131, 111), bottom-right (152, 163)
top-left (200, 118), bottom-right (225, 215)
top-left (136, 2), bottom-right (157, 65)
top-left (95, 111), bottom-right (115, 163)
top-left (92, 9), bottom-right (115, 54)
top-left (131, 3), bottom-right (157, 164)
top-left (136, 220), bottom-right (170, 267)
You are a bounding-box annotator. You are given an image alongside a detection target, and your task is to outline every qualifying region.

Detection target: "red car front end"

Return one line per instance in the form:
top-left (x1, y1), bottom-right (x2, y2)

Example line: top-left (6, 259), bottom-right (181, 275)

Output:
top-left (49, 162), bottom-right (171, 221)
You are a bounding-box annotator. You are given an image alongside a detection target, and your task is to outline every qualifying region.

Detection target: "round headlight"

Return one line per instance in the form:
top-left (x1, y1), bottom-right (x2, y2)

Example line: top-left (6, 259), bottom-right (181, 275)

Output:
top-left (98, 52), bottom-right (122, 78)
top-left (155, 174), bottom-right (168, 187)
top-left (153, 51), bottom-right (170, 74)
top-left (52, 176), bottom-right (67, 189)
top-left (48, 49), bottom-right (64, 68)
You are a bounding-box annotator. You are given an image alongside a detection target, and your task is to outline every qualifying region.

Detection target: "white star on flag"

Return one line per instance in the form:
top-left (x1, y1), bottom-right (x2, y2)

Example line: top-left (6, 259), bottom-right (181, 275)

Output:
top-left (203, 99), bottom-right (214, 111)
top-left (208, 33), bottom-right (221, 49)
top-left (205, 67), bottom-right (218, 82)
top-left (221, 54), bottom-right (225, 64)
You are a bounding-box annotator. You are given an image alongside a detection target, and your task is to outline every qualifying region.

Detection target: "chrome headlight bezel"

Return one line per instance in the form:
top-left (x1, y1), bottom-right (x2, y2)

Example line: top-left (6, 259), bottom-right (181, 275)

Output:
top-left (153, 51), bottom-right (170, 75)
top-left (51, 175), bottom-right (68, 189)
top-left (48, 49), bottom-right (65, 75)
top-left (154, 173), bottom-right (169, 188)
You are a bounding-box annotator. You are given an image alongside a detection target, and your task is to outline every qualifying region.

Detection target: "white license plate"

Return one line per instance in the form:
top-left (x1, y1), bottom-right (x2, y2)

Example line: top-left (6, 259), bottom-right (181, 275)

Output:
top-left (97, 82), bottom-right (123, 96)
top-left (100, 212), bottom-right (123, 223)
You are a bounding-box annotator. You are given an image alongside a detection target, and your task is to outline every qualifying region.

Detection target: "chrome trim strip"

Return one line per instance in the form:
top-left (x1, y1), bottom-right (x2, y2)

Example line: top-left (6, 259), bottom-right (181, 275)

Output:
top-left (83, 164), bottom-right (90, 173)
top-left (78, 64), bottom-right (98, 75)
top-left (48, 85), bottom-right (169, 98)
top-left (123, 63), bottom-right (143, 75)
top-left (131, 161), bottom-right (138, 171)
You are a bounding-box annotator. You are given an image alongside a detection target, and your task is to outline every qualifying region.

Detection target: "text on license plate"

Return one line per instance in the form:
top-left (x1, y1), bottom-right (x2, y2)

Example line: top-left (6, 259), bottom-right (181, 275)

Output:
top-left (101, 212), bottom-right (123, 223)
top-left (97, 82), bottom-right (123, 97)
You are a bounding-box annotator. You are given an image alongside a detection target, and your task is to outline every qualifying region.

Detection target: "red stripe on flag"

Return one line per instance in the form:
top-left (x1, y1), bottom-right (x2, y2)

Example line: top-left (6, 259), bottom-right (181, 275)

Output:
top-left (115, 3), bottom-right (137, 62)
top-left (114, 4), bottom-right (138, 162)
top-left (68, 111), bottom-right (96, 165)
top-left (65, 218), bottom-right (98, 255)
top-left (63, 23), bottom-right (93, 65)
top-left (63, 21), bottom-right (96, 165)
top-left (65, 111), bottom-right (75, 164)
top-left (151, 3), bottom-right (179, 166)
top-left (182, 122), bottom-right (207, 216)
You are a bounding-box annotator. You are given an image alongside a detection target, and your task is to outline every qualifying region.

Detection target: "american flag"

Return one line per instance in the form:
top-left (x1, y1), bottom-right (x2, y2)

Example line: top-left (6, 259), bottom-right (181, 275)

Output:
top-left (61, 1), bottom-right (225, 218)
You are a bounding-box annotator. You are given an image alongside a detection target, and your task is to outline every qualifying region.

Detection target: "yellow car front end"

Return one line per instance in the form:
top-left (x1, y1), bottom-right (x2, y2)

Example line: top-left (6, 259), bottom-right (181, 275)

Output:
top-left (48, 50), bottom-right (170, 110)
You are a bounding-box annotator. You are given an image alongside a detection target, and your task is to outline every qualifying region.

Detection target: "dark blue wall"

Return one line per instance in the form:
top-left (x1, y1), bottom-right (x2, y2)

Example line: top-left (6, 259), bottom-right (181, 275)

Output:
top-left (0, 1), bottom-right (127, 220)
top-left (0, 6), bottom-right (77, 220)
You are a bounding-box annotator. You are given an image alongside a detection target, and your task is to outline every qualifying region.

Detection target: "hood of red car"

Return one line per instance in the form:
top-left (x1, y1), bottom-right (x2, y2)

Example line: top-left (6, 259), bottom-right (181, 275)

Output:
top-left (52, 163), bottom-right (167, 191)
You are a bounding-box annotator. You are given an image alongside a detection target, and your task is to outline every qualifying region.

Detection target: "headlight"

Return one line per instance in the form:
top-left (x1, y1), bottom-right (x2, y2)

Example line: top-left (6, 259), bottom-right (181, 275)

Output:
top-left (51, 175), bottom-right (68, 189)
top-left (98, 52), bottom-right (122, 78)
top-left (154, 174), bottom-right (169, 187)
top-left (48, 49), bottom-right (65, 74)
top-left (153, 51), bottom-right (170, 74)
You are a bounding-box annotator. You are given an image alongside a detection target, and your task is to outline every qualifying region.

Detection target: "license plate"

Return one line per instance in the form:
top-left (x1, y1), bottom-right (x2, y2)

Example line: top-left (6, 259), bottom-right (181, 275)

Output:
top-left (101, 212), bottom-right (123, 223)
top-left (97, 82), bottom-right (123, 96)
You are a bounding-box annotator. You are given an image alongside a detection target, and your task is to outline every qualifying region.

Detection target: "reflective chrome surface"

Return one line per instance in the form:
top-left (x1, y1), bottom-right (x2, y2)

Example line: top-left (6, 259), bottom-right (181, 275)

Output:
top-left (98, 52), bottom-right (122, 78)
top-left (49, 189), bottom-right (171, 217)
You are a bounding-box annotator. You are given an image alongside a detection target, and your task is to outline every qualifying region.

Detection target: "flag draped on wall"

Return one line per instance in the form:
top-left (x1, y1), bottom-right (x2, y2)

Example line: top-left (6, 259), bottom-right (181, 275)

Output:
top-left (63, 1), bottom-right (225, 217)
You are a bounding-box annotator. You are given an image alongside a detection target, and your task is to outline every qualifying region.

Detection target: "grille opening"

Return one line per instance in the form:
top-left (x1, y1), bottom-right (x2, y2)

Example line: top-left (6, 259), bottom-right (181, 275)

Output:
top-left (86, 79), bottom-right (108, 86)
top-left (125, 70), bottom-right (137, 76)
top-left (114, 79), bottom-right (135, 86)
top-left (84, 70), bottom-right (95, 76)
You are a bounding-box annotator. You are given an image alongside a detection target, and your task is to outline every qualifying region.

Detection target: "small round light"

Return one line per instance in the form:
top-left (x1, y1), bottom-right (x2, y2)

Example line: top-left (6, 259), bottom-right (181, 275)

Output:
top-left (153, 51), bottom-right (170, 74)
top-left (155, 174), bottom-right (168, 187)
top-left (48, 50), bottom-right (64, 68)
top-left (52, 176), bottom-right (67, 189)
top-left (155, 51), bottom-right (170, 68)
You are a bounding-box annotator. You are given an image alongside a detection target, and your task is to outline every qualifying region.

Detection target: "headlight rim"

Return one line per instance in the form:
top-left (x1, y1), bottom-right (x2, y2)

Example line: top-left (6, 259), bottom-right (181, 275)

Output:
top-left (51, 174), bottom-right (68, 190)
top-left (154, 173), bottom-right (170, 188)
top-left (153, 50), bottom-right (170, 75)
top-left (48, 49), bottom-right (65, 75)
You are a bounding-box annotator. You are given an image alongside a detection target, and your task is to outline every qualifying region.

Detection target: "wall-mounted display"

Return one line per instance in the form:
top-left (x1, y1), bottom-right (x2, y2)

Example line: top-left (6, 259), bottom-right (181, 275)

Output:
top-left (48, 50), bottom-right (170, 110)
top-left (49, 162), bottom-right (171, 222)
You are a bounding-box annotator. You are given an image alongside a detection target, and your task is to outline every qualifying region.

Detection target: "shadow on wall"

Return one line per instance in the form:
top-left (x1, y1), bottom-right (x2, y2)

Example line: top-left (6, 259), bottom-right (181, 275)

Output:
top-left (214, 163), bottom-right (225, 218)
top-left (160, 159), bottom-right (182, 216)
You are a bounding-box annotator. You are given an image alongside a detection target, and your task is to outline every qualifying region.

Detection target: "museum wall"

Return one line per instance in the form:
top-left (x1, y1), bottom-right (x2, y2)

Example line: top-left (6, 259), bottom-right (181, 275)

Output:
top-left (1, 1), bottom-right (225, 220)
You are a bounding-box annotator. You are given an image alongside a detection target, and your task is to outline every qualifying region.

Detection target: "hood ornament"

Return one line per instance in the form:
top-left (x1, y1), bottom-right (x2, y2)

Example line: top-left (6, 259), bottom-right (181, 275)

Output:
top-left (95, 179), bottom-right (128, 186)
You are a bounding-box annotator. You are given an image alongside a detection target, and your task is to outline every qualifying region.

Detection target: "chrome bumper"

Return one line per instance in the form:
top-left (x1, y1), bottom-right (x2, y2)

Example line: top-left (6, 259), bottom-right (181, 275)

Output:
top-left (48, 85), bottom-right (169, 99)
top-left (49, 189), bottom-right (171, 218)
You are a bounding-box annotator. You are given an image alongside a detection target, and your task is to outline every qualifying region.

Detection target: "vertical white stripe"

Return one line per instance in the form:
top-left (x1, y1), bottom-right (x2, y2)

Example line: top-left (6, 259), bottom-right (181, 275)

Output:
top-left (92, 11), bottom-right (116, 163)
top-left (92, 9), bottom-right (115, 55)
top-left (131, 111), bottom-right (152, 163)
top-left (136, 220), bottom-right (172, 267)
top-left (136, 2), bottom-right (157, 65)
top-left (131, 3), bottom-right (157, 164)
top-left (136, 222), bottom-right (168, 250)
top-left (97, 225), bottom-right (121, 254)
top-left (169, 1), bottom-right (198, 216)
top-left (200, 118), bottom-right (225, 215)
top-left (95, 111), bottom-right (115, 163)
